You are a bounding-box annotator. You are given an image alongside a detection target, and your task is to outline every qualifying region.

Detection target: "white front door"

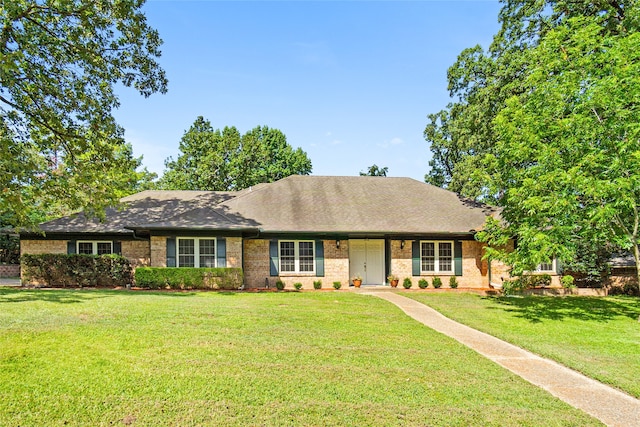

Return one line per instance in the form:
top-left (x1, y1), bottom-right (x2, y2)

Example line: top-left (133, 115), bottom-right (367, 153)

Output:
top-left (349, 239), bottom-right (385, 285)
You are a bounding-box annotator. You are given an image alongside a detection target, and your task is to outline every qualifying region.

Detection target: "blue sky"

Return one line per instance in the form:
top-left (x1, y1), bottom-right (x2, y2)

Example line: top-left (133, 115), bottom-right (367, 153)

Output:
top-left (114, 0), bottom-right (502, 182)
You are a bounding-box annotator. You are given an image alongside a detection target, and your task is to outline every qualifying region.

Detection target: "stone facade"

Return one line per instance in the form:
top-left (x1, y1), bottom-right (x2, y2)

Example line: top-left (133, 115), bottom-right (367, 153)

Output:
top-left (243, 239), bottom-right (350, 290)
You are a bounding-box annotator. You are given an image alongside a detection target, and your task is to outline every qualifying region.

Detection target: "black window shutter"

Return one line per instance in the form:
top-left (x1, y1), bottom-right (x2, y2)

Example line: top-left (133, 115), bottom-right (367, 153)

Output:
top-left (315, 240), bottom-right (324, 277)
top-left (113, 241), bottom-right (122, 255)
top-left (217, 238), bottom-right (226, 267)
top-left (269, 240), bottom-right (279, 276)
top-left (454, 241), bottom-right (463, 276)
top-left (166, 237), bottom-right (176, 267)
top-left (412, 241), bottom-right (420, 276)
top-left (67, 241), bottom-right (76, 254)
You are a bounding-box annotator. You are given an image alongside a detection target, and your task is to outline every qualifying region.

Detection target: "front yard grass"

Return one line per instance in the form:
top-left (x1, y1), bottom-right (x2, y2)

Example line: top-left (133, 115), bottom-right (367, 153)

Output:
top-left (406, 293), bottom-right (640, 398)
top-left (0, 289), bottom-right (601, 426)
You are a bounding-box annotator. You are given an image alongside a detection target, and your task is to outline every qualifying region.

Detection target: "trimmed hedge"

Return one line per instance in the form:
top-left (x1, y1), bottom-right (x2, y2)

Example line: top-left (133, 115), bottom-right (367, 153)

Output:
top-left (135, 267), bottom-right (243, 290)
top-left (21, 254), bottom-right (133, 287)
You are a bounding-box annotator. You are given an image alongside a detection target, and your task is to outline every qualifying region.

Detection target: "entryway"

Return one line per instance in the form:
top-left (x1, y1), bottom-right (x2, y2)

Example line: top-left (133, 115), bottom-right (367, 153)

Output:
top-left (349, 239), bottom-right (385, 286)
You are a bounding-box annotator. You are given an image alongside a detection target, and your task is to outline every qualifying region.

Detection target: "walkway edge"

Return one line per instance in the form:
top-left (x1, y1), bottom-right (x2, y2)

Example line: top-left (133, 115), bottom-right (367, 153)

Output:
top-left (365, 291), bottom-right (640, 427)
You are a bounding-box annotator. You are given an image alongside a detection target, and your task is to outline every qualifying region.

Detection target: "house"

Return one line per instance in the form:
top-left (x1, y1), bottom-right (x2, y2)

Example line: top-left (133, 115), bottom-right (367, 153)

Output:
top-left (20, 175), bottom-right (534, 289)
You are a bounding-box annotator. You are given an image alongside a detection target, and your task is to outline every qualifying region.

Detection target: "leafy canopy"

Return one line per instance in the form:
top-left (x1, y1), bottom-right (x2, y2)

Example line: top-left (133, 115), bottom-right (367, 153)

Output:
top-left (426, 0), bottom-right (640, 281)
top-left (359, 164), bottom-right (388, 177)
top-left (159, 116), bottom-right (312, 191)
top-left (0, 0), bottom-right (167, 228)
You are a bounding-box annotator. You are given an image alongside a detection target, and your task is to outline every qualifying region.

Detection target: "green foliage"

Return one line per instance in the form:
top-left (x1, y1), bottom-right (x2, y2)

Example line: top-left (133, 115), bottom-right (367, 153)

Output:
top-left (293, 282), bottom-right (303, 291)
top-left (0, 231), bottom-right (19, 264)
top-left (449, 276), bottom-right (459, 289)
top-left (502, 274), bottom-right (552, 295)
top-left (402, 277), bottom-right (412, 289)
top-left (313, 280), bottom-right (322, 290)
top-left (609, 282), bottom-right (640, 296)
top-left (159, 117), bottom-right (312, 191)
top-left (134, 267), bottom-right (243, 290)
top-left (359, 164), bottom-right (388, 177)
top-left (0, 0), bottom-right (167, 228)
top-left (275, 280), bottom-right (285, 291)
top-left (21, 254), bottom-right (132, 287)
top-left (428, 1), bottom-right (640, 282)
top-left (432, 277), bottom-right (442, 288)
top-left (332, 281), bottom-right (342, 290)
top-left (561, 275), bottom-right (576, 289)
top-left (418, 278), bottom-right (428, 289)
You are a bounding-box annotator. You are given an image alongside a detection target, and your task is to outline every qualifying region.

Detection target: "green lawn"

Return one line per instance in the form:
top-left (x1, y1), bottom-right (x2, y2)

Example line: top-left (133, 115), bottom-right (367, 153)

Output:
top-left (406, 292), bottom-right (640, 398)
top-left (0, 289), bottom-right (601, 426)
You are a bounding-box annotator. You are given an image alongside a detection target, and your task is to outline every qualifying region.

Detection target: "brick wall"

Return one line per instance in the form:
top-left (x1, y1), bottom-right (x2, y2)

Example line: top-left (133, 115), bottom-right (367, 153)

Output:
top-left (21, 239), bottom-right (67, 255)
top-left (122, 240), bottom-right (151, 267)
top-left (0, 264), bottom-right (20, 277)
top-left (150, 236), bottom-right (167, 267)
top-left (226, 237), bottom-right (242, 268)
top-left (243, 239), bottom-right (349, 290)
top-left (390, 239), bottom-right (490, 288)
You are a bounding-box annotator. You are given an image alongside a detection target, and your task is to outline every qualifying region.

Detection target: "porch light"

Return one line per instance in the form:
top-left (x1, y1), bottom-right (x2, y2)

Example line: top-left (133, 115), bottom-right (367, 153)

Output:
top-left (336, 240), bottom-right (340, 249)
top-left (401, 240), bottom-right (405, 249)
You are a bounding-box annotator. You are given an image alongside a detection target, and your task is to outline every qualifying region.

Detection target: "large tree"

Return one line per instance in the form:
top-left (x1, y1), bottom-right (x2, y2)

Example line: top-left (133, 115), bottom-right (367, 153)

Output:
top-left (425, 0), bottom-right (632, 203)
top-left (426, 0), bottom-right (638, 281)
top-left (481, 14), bottom-right (640, 283)
top-left (159, 117), bottom-right (312, 191)
top-left (1, 0), bottom-right (167, 228)
top-left (359, 164), bottom-right (388, 177)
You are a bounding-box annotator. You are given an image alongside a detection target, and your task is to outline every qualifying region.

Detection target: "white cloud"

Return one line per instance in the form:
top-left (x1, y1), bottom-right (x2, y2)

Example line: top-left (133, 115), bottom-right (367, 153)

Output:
top-left (390, 137), bottom-right (404, 145)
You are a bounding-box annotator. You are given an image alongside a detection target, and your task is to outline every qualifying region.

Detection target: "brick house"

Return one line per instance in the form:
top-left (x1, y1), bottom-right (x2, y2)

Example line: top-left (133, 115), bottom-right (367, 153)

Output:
top-left (20, 175), bottom-right (549, 289)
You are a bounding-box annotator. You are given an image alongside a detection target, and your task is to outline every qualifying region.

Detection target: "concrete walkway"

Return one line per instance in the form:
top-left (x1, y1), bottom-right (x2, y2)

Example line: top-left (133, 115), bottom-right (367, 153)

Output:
top-left (364, 291), bottom-right (640, 427)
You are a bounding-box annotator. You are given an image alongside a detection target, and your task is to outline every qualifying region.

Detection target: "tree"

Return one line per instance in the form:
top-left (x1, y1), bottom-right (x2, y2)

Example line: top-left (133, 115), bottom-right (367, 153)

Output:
top-left (359, 164), bottom-right (388, 177)
top-left (426, 0), bottom-right (638, 281)
top-left (478, 13), bottom-right (640, 284)
top-left (424, 0), bottom-right (632, 203)
top-left (1, 0), bottom-right (167, 228)
top-left (159, 117), bottom-right (312, 191)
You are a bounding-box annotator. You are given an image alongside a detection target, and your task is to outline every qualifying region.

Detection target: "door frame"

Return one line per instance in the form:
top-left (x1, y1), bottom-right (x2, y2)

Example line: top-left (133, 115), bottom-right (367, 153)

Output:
top-left (349, 239), bottom-right (386, 285)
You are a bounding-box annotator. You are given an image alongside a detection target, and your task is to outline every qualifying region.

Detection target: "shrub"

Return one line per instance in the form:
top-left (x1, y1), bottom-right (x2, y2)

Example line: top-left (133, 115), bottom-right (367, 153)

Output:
top-left (134, 267), bottom-right (243, 290)
top-left (275, 280), bottom-right (285, 291)
top-left (21, 254), bottom-right (133, 287)
top-left (502, 278), bottom-right (528, 296)
top-left (402, 278), bottom-right (412, 289)
top-left (432, 277), bottom-right (442, 288)
top-left (418, 278), bottom-right (428, 289)
top-left (313, 280), bottom-right (322, 290)
top-left (333, 281), bottom-right (342, 290)
top-left (449, 276), bottom-right (458, 289)
top-left (561, 275), bottom-right (576, 289)
top-left (293, 282), bottom-right (303, 290)
top-left (609, 282), bottom-right (640, 296)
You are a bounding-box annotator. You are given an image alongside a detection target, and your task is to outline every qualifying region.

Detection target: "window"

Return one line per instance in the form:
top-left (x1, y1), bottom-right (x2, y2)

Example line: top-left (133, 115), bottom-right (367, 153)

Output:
top-left (177, 238), bottom-right (216, 268)
top-left (536, 260), bottom-right (555, 272)
top-left (77, 241), bottom-right (112, 255)
top-left (420, 241), bottom-right (453, 273)
top-left (279, 240), bottom-right (315, 274)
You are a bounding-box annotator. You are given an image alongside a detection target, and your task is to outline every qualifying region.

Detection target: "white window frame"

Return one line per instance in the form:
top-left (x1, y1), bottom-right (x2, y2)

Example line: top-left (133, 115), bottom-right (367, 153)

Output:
top-left (177, 237), bottom-right (217, 268)
top-left (535, 259), bottom-right (556, 272)
top-left (77, 241), bottom-right (113, 255)
top-left (279, 240), bottom-right (315, 274)
top-left (420, 240), bottom-right (454, 274)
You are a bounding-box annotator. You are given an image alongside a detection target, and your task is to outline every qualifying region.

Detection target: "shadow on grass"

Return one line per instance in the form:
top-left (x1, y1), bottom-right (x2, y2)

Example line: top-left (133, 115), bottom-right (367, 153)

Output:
top-left (483, 295), bottom-right (640, 323)
top-left (0, 288), bottom-right (116, 304)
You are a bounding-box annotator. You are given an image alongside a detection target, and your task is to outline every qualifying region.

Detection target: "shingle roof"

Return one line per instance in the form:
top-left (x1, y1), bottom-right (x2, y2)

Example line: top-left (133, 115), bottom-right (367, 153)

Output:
top-left (34, 176), bottom-right (498, 235)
